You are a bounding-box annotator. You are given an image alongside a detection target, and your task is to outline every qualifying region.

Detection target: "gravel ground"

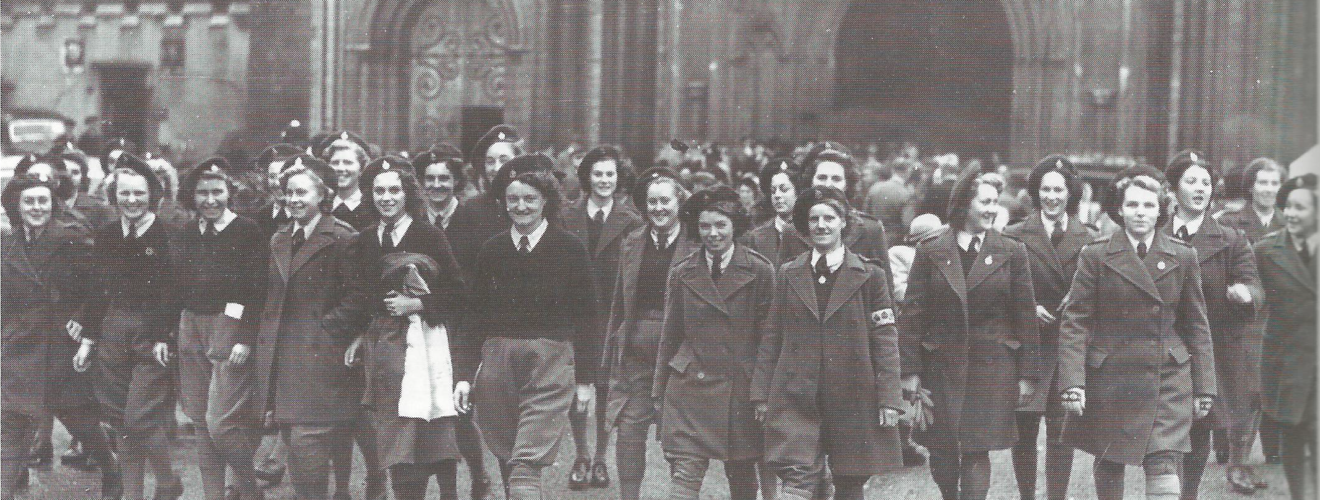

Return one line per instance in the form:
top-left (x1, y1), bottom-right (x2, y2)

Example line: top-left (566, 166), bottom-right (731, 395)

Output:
top-left (17, 421), bottom-right (1306, 499)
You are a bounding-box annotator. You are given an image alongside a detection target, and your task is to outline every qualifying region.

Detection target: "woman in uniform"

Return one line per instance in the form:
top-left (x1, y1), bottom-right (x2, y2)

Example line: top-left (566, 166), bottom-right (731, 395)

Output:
top-left (899, 166), bottom-right (1040, 500)
top-left (741, 158), bottom-right (809, 265)
top-left (652, 186), bottom-right (774, 500)
top-left (603, 168), bottom-right (699, 500)
top-left (1, 172), bottom-right (120, 500)
top-left (752, 186), bottom-right (904, 500)
top-left (342, 156), bottom-right (467, 500)
top-left (1160, 152), bottom-right (1264, 497)
top-left (447, 125), bottom-right (525, 284)
top-left (559, 145), bottom-right (643, 490)
top-left (1255, 174), bottom-right (1317, 500)
top-left (319, 131), bottom-right (380, 231)
top-left (800, 143), bottom-right (891, 268)
top-left (1057, 174), bottom-right (1216, 500)
top-left (1220, 158), bottom-right (1287, 243)
top-left (91, 155), bottom-right (183, 500)
top-left (1002, 157), bottom-right (1094, 500)
top-left (455, 155), bottom-right (597, 500)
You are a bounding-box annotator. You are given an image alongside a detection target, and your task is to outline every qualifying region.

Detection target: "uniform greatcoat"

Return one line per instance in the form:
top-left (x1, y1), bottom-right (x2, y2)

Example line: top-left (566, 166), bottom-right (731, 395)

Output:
top-left (752, 251), bottom-right (904, 475)
top-left (560, 197), bottom-right (643, 383)
top-left (1057, 233), bottom-right (1217, 466)
top-left (254, 215), bottom-right (364, 424)
top-left (1254, 231), bottom-right (1316, 425)
top-left (740, 219), bottom-right (809, 265)
top-left (898, 230), bottom-right (1040, 453)
top-left (1219, 208), bottom-right (1286, 244)
top-left (652, 245), bottom-right (774, 461)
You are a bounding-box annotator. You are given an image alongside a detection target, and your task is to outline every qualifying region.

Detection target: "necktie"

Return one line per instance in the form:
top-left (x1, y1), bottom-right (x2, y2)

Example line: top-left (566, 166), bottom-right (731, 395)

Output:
top-left (126, 219), bottom-right (137, 240)
top-left (1300, 245), bottom-right (1313, 267)
top-left (381, 221), bottom-right (395, 251)
top-left (291, 228), bottom-right (306, 254)
top-left (655, 231), bottom-right (669, 250)
top-left (1137, 241), bottom-right (1148, 260)
top-left (1050, 221), bottom-right (1063, 247)
top-left (710, 254), bottom-right (723, 281)
top-left (969, 235), bottom-right (981, 254)
top-left (204, 220), bottom-right (218, 237)
top-left (333, 202), bottom-right (352, 221)
top-left (814, 256), bottom-right (831, 284)
top-left (519, 235), bottom-right (531, 254)
top-left (593, 209), bottom-right (606, 226)
top-left (1175, 225), bottom-right (1191, 242)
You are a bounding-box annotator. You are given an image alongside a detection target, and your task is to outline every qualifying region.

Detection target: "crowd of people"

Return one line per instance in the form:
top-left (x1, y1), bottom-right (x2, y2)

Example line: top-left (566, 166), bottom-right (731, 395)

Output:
top-left (0, 123), bottom-right (1315, 500)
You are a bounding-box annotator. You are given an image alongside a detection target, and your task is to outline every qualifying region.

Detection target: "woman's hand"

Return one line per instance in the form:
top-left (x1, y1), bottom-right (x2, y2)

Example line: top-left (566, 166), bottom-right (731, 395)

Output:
top-left (65, 320), bottom-right (84, 342)
top-left (153, 342), bottom-right (171, 367)
top-left (344, 336), bottom-right (365, 367)
top-left (575, 384), bottom-right (594, 413)
top-left (453, 381), bottom-right (472, 414)
top-left (754, 403), bottom-right (769, 422)
top-left (1225, 284), bottom-right (1253, 304)
top-left (72, 340), bottom-right (93, 372)
top-left (879, 407), bottom-right (901, 427)
top-left (1018, 379), bottom-right (1036, 406)
top-left (229, 343), bottom-right (251, 365)
top-left (1035, 304), bottom-right (1057, 324)
top-left (1061, 387), bottom-right (1085, 416)
top-left (384, 294), bottom-right (424, 317)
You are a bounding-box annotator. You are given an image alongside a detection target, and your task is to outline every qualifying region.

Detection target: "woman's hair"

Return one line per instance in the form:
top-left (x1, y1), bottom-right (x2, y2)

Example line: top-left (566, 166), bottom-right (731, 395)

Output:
top-left (1242, 157), bottom-right (1287, 196)
top-left (279, 164), bottom-right (334, 212)
top-left (758, 158), bottom-right (801, 197)
top-left (503, 170), bottom-right (563, 223)
top-left (362, 156), bottom-right (427, 221)
top-left (1026, 155), bottom-right (1083, 216)
top-left (1277, 173), bottom-right (1318, 209)
top-left (792, 186), bottom-right (852, 238)
top-left (104, 154), bottom-right (164, 208)
top-left (633, 169), bottom-right (691, 212)
top-left (322, 141), bottom-right (370, 167)
top-left (945, 169), bottom-right (1005, 231)
top-left (2, 172), bottom-right (63, 229)
top-left (576, 145), bottom-right (633, 197)
top-left (412, 146), bottom-right (468, 194)
top-left (60, 150), bottom-right (92, 194)
top-left (680, 185), bottom-right (750, 240)
top-left (1165, 151), bottom-right (1219, 200)
top-left (800, 142), bottom-right (861, 201)
top-left (1112, 174), bottom-right (1169, 228)
top-left (179, 158), bottom-right (239, 211)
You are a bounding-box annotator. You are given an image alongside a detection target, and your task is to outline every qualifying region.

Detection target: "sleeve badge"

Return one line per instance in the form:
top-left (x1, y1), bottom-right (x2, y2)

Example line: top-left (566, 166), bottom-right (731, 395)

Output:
top-left (871, 308), bottom-right (895, 327)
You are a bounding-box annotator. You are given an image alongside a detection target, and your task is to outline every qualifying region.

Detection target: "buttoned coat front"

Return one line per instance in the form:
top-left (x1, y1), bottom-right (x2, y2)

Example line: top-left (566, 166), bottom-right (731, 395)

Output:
top-left (1254, 230), bottom-right (1316, 425)
top-left (652, 245), bottom-right (774, 461)
top-left (1057, 233), bottom-right (1217, 466)
top-left (561, 197), bottom-right (643, 382)
top-left (254, 215), bottom-right (364, 424)
top-left (898, 230), bottom-right (1040, 453)
top-left (752, 251), bottom-right (904, 475)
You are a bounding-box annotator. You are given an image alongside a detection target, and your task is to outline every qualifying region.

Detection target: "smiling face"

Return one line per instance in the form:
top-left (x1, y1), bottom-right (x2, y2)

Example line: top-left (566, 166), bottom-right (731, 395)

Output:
top-left (646, 181), bottom-right (680, 231)
top-left (284, 173), bottom-right (324, 224)
top-left (769, 172), bottom-right (797, 217)
top-left (1038, 171), bottom-right (1070, 220)
top-left (19, 185), bottom-right (53, 229)
top-left (807, 202), bottom-right (846, 251)
top-left (505, 180), bottom-right (546, 232)
top-left (1175, 165), bottom-right (1213, 216)
top-left (1284, 188), bottom-right (1317, 240)
top-left (589, 159), bottom-right (619, 200)
top-left (1121, 185), bottom-right (1161, 238)
top-left (422, 162), bottom-right (456, 207)
top-left (1252, 169), bottom-right (1283, 212)
top-left (193, 178), bottom-right (230, 222)
top-left (372, 171), bottom-right (407, 222)
top-left (967, 183), bottom-right (1001, 233)
top-left (698, 210), bottom-right (735, 256)
top-left (328, 149), bottom-right (363, 192)
top-left (115, 172), bottom-right (152, 221)
top-left (485, 142), bottom-right (517, 181)
top-left (812, 162), bottom-right (848, 193)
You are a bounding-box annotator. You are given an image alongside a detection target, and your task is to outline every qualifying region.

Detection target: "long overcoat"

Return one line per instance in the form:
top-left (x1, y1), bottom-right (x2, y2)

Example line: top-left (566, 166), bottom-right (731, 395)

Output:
top-left (1254, 230), bottom-right (1316, 425)
top-left (1, 221), bottom-right (97, 417)
top-left (1003, 214), bottom-right (1095, 411)
top-left (898, 230), bottom-right (1040, 453)
top-left (254, 215), bottom-right (363, 424)
top-left (752, 251), bottom-right (903, 475)
top-left (602, 226), bottom-right (701, 426)
top-left (1057, 233), bottom-right (1217, 466)
top-left (739, 220), bottom-right (809, 265)
top-left (652, 245), bottom-right (774, 461)
top-left (560, 197), bottom-right (643, 382)
top-left (1218, 208), bottom-right (1285, 244)
top-left (1159, 219), bottom-right (1261, 430)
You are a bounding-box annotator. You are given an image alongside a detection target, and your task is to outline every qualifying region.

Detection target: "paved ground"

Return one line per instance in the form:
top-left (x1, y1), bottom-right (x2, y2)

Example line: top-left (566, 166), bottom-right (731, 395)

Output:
top-left (17, 421), bottom-right (1307, 499)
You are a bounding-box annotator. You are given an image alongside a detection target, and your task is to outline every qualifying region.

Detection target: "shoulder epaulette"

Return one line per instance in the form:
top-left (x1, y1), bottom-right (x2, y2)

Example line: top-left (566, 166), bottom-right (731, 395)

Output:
top-left (742, 246), bottom-right (772, 265)
top-left (1084, 234), bottom-right (1112, 247)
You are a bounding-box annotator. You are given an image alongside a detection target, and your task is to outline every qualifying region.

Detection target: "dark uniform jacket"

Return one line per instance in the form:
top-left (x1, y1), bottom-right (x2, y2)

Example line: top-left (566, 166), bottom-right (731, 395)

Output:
top-left (1057, 232), bottom-right (1217, 465)
top-left (740, 219), bottom-right (809, 265)
top-left (560, 198), bottom-right (643, 382)
top-left (1254, 230), bottom-right (1316, 425)
top-left (1218, 208), bottom-right (1285, 244)
top-left (445, 196), bottom-right (504, 283)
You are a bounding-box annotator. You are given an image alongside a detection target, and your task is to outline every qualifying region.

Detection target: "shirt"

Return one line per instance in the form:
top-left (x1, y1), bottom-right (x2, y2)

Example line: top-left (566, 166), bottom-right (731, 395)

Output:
top-left (199, 209), bottom-right (238, 234)
top-left (332, 189), bottom-right (362, 212)
top-left (121, 212), bottom-right (157, 238)
top-left (378, 213), bottom-right (413, 246)
top-left (427, 197), bottom-right (459, 228)
top-left (272, 204), bottom-right (288, 219)
top-left (651, 224), bottom-right (681, 248)
top-left (1126, 231), bottom-right (1155, 255)
top-left (774, 216), bottom-right (791, 235)
top-left (811, 245), bottom-right (846, 274)
top-left (1255, 208), bottom-right (1276, 228)
top-left (956, 230), bottom-right (986, 252)
top-left (1041, 211), bottom-right (1067, 238)
top-left (292, 213), bottom-right (322, 240)
top-left (588, 197), bottom-right (613, 222)
top-left (1172, 212), bottom-right (1206, 238)
top-left (705, 244), bottom-right (736, 273)
top-left (510, 218), bottom-right (549, 252)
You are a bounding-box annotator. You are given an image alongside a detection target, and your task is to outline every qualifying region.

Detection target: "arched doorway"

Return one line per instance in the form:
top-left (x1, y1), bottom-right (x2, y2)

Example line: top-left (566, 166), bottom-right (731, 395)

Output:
top-left (831, 0), bottom-right (1013, 159)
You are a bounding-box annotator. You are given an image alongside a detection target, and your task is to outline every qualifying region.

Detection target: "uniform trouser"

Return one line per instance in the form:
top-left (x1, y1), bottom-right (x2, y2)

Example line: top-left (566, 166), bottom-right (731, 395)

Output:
top-left (287, 423), bottom-right (353, 500)
top-left (614, 354), bottom-right (659, 500)
top-left (569, 383), bottom-right (611, 464)
top-left (664, 454), bottom-right (759, 500)
top-left (330, 414), bottom-right (385, 500)
top-left (454, 414), bottom-right (489, 489)
top-left (777, 453), bottom-right (870, 500)
top-left (2, 405), bottom-right (116, 499)
top-left (1093, 451), bottom-right (1183, 500)
top-left (928, 449), bottom-right (992, 500)
top-left (1013, 411), bottom-right (1074, 500)
top-left (96, 312), bottom-right (180, 500)
top-left (1261, 414), bottom-right (1284, 461)
top-left (1281, 384), bottom-right (1316, 500)
top-left (1183, 412), bottom-right (1259, 499)
top-left (389, 460), bottom-right (458, 500)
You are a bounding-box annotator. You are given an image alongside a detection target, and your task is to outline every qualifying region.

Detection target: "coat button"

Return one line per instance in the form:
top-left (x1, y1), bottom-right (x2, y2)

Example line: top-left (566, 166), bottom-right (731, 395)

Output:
top-left (1151, 306), bottom-right (1160, 314)
top-left (696, 372), bottom-right (706, 380)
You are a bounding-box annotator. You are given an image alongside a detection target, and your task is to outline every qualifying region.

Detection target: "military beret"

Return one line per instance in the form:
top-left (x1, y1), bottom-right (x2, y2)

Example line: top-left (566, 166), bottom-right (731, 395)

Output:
top-left (361, 155), bottom-right (417, 193)
top-left (758, 157), bottom-right (801, 197)
top-left (1026, 155), bottom-right (1083, 214)
top-left (1104, 163), bottom-right (1168, 225)
top-left (106, 153), bottom-right (164, 206)
top-left (100, 137), bottom-right (137, 172)
top-left (632, 166), bottom-right (682, 211)
top-left (179, 157), bottom-right (232, 211)
top-left (792, 185), bottom-right (851, 236)
top-left (280, 119), bottom-right (308, 146)
top-left (470, 124), bottom-right (521, 165)
top-left (490, 153), bottom-right (555, 198)
top-left (2, 171), bottom-right (64, 228)
top-left (577, 145), bottom-right (628, 193)
top-left (1277, 173), bottom-right (1318, 209)
top-left (278, 154), bottom-right (338, 195)
top-left (680, 184), bottom-right (749, 239)
top-left (315, 130), bottom-right (372, 161)
top-left (255, 143), bottom-right (305, 171)
top-left (412, 145), bottom-right (467, 189)
top-left (1165, 148), bottom-right (1217, 188)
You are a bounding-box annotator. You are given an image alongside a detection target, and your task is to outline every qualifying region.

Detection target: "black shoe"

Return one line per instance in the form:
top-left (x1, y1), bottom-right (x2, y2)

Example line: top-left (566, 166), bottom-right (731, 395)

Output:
top-left (568, 458), bottom-right (591, 490)
top-left (470, 475), bottom-right (491, 500)
top-left (254, 464), bottom-right (284, 486)
top-left (589, 461), bottom-right (610, 488)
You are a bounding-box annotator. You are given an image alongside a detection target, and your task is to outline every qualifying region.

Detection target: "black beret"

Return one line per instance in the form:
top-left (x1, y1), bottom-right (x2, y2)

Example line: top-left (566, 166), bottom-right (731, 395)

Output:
top-left (280, 119), bottom-right (308, 145)
top-left (490, 153), bottom-right (555, 198)
top-left (412, 145), bottom-right (467, 189)
top-left (179, 157), bottom-right (232, 210)
top-left (1026, 155), bottom-right (1083, 214)
top-left (470, 124), bottom-right (521, 166)
top-left (758, 157), bottom-right (800, 197)
top-left (107, 153), bottom-right (164, 206)
top-left (1164, 148), bottom-right (1217, 188)
top-left (680, 184), bottom-right (748, 239)
top-left (2, 172), bottom-right (63, 229)
top-left (1277, 173), bottom-right (1318, 209)
top-left (792, 186), bottom-right (851, 236)
top-left (278, 154), bottom-right (338, 195)
top-left (100, 137), bottom-right (137, 172)
top-left (362, 155), bottom-right (416, 190)
top-left (1103, 163), bottom-right (1167, 224)
top-left (255, 143), bottom-right (305, 171)
top-left (315, 130), bottom-right (372, 160)
top-left (632, 166), bottom-right (681, 211)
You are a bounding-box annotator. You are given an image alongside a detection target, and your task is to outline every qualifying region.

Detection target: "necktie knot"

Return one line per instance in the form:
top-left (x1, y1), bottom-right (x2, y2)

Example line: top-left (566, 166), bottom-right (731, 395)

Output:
top-left (814, 256), bottom-right (831, 282)
top-left (381, 221), bottom-right (396, 250)
top-left (1050, 221), bottom-right (1063, 247)
top-left (710, 254), bottom-right (723, 281)
top-left (291, 227), bottom-right (307, 254)
top-left (204, 220), bottom-right (218, 236)
top-left (519, 235), bottom-right (531, 254)
top-left (1137, 241), bottom-right (1148, 259)
top-left (1175, 225), bottom-right (1191, 242)
top-left (969, 236), bottom-right (981, 254)
top-left (593, 209), bottom-right (606, 225)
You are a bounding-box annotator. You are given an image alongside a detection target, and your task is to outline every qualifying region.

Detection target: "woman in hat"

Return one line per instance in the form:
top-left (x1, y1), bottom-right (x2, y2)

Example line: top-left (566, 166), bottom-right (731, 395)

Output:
top-left (752, 186), bottom-right (904, 500)
top-left (652, 185), bottom-right (773, 500)
top-left (1161, 152), bottom-right (1264, 497)
top-left (169, 158), bottom-right (269, 500)
top-left (455, 155), bottom-right (598, 500)
top-left (319, 131), bottom-right (380, 232)
top-left (741, 158), bottom-right (810, 265)
top-left (602, 167), bottom-right (701, 500)
top-left (340, 156), bottom-right (468, 500)
top-left (89, 154), bottom-right (184, 500)
top-left (1057, 173), bottom-right (1216, 500)
top-left (58, 145), bottom-right (116, 230)
top-left (1002, 156), bottom-right (1097, 500)
top-left (800, 143), bottom-right (893, 277)
top-left (447, 126), bottom-right (525, 283)
top-left (899, 166), bottom-right (1040, 500)
top-left (1255, 174), bottom-right (1317, 500)
top-left (1, 172), bottom-right (121, 500)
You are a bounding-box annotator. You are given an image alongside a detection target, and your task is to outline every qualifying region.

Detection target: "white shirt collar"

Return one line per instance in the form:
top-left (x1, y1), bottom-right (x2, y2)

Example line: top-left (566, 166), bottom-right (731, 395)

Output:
top-left (651, 224), bottom-right (680, 248)
top-left (511, 218), bottom-right (550, 252)
top-left (1173, 212), bottom-right (1205, 236)
top-left (293, 213), bottom-right (322, 239)
top-left (774, 216), bottom-right (791, 234)
top-left (705, 244), bottom-right (736, 272)
top-left (811, 245), bottom-right (846, 273)
top-left (333, 189), bottom-right (362, 211)
top-left (1126, 230), bottom-right (1155, 254)
top-left (956, 230), bottom-right (986, 252)
top-left (379, 213), bottom-right (413, 246)
top-left (1253, 207), bottom-right (1275, 228)
top-left (200, 209), bottom-right (238, 234)
top-left (427, 197), bottom-right (459, 228)
top-left (122, 212), bottom-right (157, 238)
top-left (588, 197), bottom-right (613, 221)
top-left (1041, 212), bottom-right (1067, 235)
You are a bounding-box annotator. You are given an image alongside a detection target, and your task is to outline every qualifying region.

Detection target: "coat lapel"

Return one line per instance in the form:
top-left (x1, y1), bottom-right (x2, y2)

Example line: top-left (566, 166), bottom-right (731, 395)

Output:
top-left (785, 256), bottom-right (820, 320)
top-left (679, 253), bottom-right (728, 316)
top-left (1019, 215), bottom-right (1066, 279)
top-left (716, 247), bottom-right (758, 303)
top-left (822, 252), bottom-right (868, 323)
top-left (594, 207), bottom-right (634, 256)
top-left (271, 228), bottom-right (293, 281)
top-left (1163, 219), bottom-right (1230, 264)
top-left (617, 229), bottom-right (645, 314)
top-left (928, 232), bottom-right (968, 304)
top-left (1104, 234), bottom-right (1162, 303)
top-left (1055, 216), bottom-right (1092, 267)
top-left (966, 232), bottom-right (1011, 292)
top-left (3, 233), bottom-right (41, 284)
top-left (1271, 234), bottom-right (1317, 293)
top-left (288, 216), bottom-right (340, 277)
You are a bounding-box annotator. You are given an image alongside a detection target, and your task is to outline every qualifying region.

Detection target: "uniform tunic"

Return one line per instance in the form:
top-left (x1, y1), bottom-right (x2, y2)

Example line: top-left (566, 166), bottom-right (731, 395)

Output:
top-left (1254, 231), bottom-right (1316, 426)
top-left (560, 197), bottom-right (643, 384)
top-left (1057, 233), bottom-right (1217, 466)
top-left (740, 218), bottom-right (809, 265)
